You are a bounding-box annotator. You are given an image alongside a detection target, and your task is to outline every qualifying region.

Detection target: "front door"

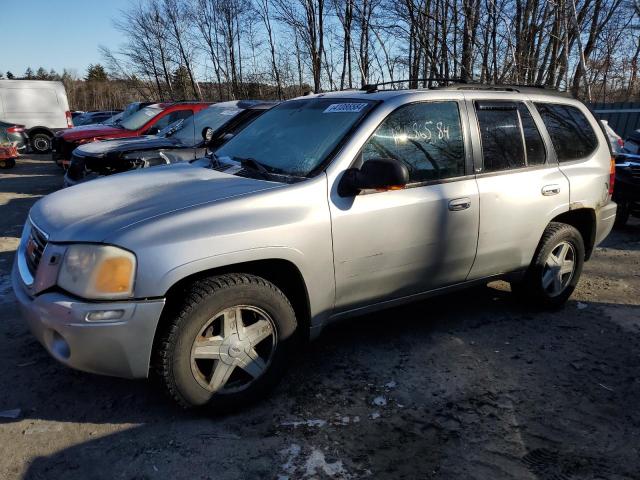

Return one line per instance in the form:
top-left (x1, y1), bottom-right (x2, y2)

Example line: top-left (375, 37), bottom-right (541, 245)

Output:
top-left (329, 100), bottom-right (480, 312)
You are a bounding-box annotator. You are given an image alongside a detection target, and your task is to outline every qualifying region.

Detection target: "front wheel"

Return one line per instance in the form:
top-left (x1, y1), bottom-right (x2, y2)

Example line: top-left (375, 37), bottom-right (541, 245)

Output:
top-left (153, 274), bottom-right (298, 411)
top-left (511, 222), bottom-right (584, 309)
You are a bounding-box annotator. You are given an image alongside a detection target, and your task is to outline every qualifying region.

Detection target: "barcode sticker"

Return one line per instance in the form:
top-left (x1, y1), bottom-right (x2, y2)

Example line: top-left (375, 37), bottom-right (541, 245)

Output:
top-left (323, 103), bottom-right (368, 113)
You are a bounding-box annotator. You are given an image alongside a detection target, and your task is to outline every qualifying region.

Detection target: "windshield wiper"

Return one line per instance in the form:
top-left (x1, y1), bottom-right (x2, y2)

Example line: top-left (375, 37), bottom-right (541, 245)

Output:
top-left (236, 157), bottom-right (271, 178)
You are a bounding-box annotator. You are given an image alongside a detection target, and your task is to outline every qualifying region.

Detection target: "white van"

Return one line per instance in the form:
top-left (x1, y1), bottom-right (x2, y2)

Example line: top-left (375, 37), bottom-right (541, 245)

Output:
top-left (0, 80), bottom-right (72, 152)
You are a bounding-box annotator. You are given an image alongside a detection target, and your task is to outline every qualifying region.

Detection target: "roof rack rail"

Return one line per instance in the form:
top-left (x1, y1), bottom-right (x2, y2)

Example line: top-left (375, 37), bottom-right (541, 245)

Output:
top-left (361, 77), bottom-right (466, 93)
top-left (449, 82), bottom-right (559, 92)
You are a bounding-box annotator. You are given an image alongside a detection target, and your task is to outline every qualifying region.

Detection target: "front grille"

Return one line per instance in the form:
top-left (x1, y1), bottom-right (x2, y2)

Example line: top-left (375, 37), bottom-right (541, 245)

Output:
top-left (25, 222), bottom-right (48, 276)
top-left (67, 153), bottom-right (86, 181)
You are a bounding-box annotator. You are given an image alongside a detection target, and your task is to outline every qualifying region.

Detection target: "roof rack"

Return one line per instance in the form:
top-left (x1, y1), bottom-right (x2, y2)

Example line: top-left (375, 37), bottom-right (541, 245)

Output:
top-left (360, 78), bottom-right (565, 95)
top-left (361, 77), bottom-right (466, 93)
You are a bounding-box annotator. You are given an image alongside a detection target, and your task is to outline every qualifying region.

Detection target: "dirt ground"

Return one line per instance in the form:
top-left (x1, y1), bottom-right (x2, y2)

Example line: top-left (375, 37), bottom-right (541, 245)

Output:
top-left (1, 154), bottom-right (639, 480)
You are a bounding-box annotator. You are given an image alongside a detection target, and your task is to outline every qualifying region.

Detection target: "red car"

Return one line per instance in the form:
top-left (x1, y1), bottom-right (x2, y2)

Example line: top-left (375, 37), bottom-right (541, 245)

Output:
top-left (52, 102), bottom-right (212, 166)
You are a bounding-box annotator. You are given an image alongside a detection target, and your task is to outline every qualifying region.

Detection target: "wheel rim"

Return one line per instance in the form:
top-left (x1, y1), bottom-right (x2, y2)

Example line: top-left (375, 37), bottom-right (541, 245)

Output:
top-left (190, 305), bottom-right (277, 394)
top-left (33, 136), bottom-right (50, 152)
top-left (542, 241), bottom-right (576, 297)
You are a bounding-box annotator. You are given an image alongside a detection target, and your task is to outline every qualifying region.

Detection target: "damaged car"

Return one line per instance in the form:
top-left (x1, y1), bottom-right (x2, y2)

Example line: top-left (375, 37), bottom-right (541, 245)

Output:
top-left (64, 101), bottom-right (276, 186)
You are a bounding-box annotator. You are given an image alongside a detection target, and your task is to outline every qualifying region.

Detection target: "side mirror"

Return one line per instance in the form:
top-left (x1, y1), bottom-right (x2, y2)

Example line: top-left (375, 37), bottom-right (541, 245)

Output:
top-left (147, 126), bottom-right (159, 135)
top-left (339, 158), bottom-right (409, 196)
top-left (202, 127), bottom-right (214, 144)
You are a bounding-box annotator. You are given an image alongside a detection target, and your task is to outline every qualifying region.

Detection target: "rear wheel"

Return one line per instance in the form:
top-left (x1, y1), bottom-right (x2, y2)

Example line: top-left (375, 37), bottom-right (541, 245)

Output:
top-left (511, 222), bottom-right (584, 309)
top-left (31, 133), bottom-right (52, 153)
top-left (153, 274), bottom-right (297, 411)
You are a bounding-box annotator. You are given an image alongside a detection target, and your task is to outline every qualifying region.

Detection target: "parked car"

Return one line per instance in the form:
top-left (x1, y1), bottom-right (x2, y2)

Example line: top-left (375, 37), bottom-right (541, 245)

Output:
top-left (0, 144), bottom-right (19, 169)
top-left (600, 120), bottom-right (624, 154)
top-left (612, 130), bottom-right (640, 226)
top-left (0, 121), bottom-right (29, 152)
top-left (71, 111), bottom-right (85, 121)
top-left (64, 101), bottom-right (277, 186)
top-left (52, 102), bottom-right (211, 167)
top-left (72, 110), bottom-right (123, 127)
top-left (12, 85), bottom-right (616, 410)
top-left (0, 80), bottom-right (72, 153)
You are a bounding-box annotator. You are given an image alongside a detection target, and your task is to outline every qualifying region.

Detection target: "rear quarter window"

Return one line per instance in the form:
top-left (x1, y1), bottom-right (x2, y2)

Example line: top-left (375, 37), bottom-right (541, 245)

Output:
top-left (534, 103), bottom-right (598, 162)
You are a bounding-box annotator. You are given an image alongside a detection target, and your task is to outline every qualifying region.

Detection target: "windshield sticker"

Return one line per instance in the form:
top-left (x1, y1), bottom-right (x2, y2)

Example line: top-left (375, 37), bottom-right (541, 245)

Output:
top-left (323, 103), bottom-right (368, 113)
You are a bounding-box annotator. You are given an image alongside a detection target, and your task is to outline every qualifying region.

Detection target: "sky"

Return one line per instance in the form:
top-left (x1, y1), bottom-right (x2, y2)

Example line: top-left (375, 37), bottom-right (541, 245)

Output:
top-left (0, 0), bottom-right (131, 78)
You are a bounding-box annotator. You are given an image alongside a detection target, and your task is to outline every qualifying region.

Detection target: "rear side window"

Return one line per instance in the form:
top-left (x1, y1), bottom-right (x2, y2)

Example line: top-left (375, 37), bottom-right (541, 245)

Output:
top-left (361, 101), bottom-right (466, 183)
top-left (475, 101), bottom-right (546, 172)
top-left (534, 103), bottom-right (598, 161)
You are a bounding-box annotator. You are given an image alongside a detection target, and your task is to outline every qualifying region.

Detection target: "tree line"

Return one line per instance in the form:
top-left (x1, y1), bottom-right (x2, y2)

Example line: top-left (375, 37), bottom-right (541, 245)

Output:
top-left (101, 0), bottom-right (640, 103)
top-left (5, 0), bottom-right (640, 108)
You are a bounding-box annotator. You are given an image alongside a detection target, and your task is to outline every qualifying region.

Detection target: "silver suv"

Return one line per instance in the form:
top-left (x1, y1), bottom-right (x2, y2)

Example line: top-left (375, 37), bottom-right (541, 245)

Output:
top-left (12, 85), bottom-right (617, 409)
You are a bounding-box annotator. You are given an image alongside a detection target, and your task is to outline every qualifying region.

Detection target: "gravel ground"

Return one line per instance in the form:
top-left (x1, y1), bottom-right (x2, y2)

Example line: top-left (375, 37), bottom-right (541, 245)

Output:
top-left (1, 154), bottom-right (639, 480)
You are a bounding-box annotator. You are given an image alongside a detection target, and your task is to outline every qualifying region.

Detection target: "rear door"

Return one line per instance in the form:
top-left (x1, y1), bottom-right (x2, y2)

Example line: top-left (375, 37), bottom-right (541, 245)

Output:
top-left (467, 97), bottom-right (570, 279)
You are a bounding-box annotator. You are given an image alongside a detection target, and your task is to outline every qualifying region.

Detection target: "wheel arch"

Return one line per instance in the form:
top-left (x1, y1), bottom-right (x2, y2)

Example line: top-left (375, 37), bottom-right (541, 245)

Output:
top-left (157, 259), bottom-right (312, 345)
top-left (27, 126), bottom-right (55, 138)
top-left (550, 208), bottom-right (596, 260)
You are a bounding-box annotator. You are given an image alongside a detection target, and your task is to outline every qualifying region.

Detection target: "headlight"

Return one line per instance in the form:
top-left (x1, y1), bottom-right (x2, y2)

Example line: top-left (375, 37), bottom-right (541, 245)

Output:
top-left (58, 244), bottom-right (136, 299)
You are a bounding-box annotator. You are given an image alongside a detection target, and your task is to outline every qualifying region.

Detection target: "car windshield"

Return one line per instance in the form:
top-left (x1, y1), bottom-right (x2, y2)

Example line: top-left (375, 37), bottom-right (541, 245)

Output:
top-left (105, 112), bottom-right (123, 125)
top-left (119, 105), bottom-right (163, 131)
top-left (161, 105), bottom-right (244, 145)
top-left (215, 98), bottom-right (375, 176)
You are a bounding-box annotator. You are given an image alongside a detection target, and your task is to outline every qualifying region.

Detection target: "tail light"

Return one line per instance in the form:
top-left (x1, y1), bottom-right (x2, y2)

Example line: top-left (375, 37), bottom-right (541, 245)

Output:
top-left (65, 111), bottom-right (73, 128)
top-left (609, 157), bottom-right (616, 196)
top-left (6, 126), bottom-right (25, 133)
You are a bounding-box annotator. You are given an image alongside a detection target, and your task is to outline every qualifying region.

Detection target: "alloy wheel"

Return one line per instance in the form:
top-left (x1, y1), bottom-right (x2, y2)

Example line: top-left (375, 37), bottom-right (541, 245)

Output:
top-left (190, 305), bottom-right (277, 394)
top-left (542, 241), bottom-right (576, 297)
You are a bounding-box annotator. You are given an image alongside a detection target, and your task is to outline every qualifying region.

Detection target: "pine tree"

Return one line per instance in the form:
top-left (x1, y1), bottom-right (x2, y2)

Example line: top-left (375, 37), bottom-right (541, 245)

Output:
top-left (24, 67), bottom-right (34, 79)
top-left (85, 64), bottom-right (108, 82)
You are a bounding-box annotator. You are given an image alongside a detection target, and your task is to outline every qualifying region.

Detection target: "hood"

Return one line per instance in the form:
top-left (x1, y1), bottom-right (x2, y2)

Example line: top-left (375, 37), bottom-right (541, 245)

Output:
top-left (30, 163), bottom-right (282, 242)
top-left (76, 135), bottom-right (181, 157)
top-left (60, 125), bottom-right (132, 142)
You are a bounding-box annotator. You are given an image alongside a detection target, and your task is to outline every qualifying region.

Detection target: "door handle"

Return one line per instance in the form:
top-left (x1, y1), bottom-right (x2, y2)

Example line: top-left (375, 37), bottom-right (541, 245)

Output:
top-left (542, 184), bottom-right (561, 196)
top-left (449, 197), bottom-right (471, 211)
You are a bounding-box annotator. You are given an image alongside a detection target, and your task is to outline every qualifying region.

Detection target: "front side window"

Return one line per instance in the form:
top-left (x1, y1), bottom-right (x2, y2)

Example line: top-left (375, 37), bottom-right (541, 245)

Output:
top-left (360, 101), bottom-right (466, 183)
top-left (215, 98), bottom-right (375, 176)
top-left (534, 103), bottom-right (598, 162)
top-left (119, 105), bottom-right (163, 131)
top-left (476, 101), bottom-right (546, 172)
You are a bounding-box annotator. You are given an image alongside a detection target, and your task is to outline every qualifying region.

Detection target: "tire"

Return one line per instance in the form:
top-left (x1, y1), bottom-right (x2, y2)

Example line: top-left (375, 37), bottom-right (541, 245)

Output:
top-left (614, 200), bottom-right (630, 228)
top-left (153, 274), bottom-right (298, 411)
top-left (31, 133), bottom-right (52, 153)
top-left (510, 222), bottom-right (585, 309)
top-left (0, 158), bottom-right (16, 169)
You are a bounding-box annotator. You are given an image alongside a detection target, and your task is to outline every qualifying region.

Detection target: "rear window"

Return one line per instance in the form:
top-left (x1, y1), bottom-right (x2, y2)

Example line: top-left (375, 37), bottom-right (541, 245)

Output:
top-left (534, 103), bottom-right (598, 162)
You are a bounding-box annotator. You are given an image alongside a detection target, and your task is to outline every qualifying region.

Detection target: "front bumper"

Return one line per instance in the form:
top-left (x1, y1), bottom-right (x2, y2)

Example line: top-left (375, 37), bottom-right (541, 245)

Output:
top-left (594, 201), bottom-right (617, 247)
top-left (11, 260), bottom-right (165, 379)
